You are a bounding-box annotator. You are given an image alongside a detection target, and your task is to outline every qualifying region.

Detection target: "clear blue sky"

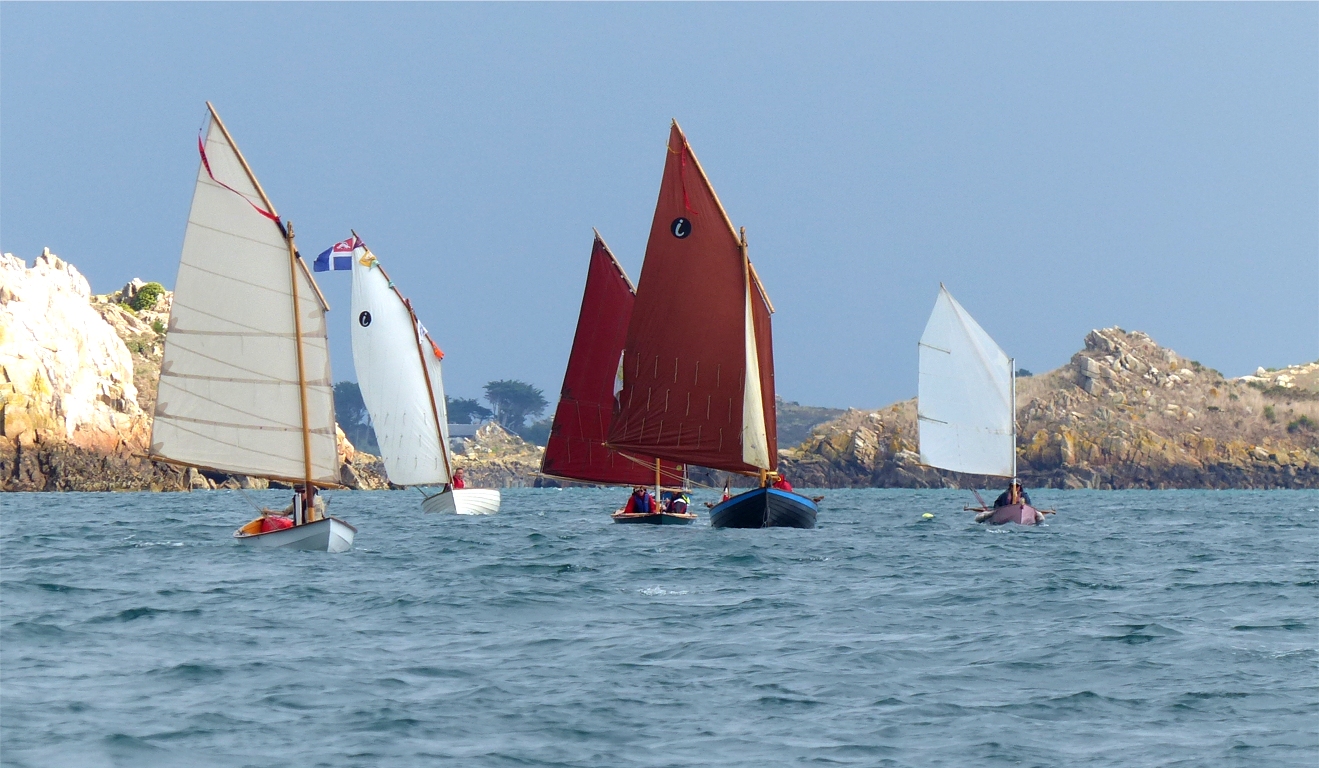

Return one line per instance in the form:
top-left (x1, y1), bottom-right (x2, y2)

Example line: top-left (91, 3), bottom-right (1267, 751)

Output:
top-left (3, 3), bottom-right (1315, 409)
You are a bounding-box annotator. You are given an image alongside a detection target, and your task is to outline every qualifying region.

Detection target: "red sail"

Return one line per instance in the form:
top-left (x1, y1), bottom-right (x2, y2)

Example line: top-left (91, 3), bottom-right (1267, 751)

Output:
top-left (541, 233), bottom-right (684, 486)
top-left (607, 122), bottom-right (778, 474)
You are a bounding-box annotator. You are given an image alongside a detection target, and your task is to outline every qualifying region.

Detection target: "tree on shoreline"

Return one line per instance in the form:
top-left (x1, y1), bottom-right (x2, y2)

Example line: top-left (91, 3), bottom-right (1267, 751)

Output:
top-left (483, 380), bottom-right (548, 432)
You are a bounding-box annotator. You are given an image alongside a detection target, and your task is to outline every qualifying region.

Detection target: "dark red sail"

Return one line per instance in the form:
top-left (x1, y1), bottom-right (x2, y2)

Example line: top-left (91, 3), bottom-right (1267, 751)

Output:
top-left (541, 233), bottom-right (684, 486)
top-left (607, 122), bottom-right (777, 475)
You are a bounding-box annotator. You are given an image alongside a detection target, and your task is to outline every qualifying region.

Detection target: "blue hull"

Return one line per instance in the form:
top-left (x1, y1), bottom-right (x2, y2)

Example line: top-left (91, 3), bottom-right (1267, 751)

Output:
top-left (709, 487), bottom-right (817, 529)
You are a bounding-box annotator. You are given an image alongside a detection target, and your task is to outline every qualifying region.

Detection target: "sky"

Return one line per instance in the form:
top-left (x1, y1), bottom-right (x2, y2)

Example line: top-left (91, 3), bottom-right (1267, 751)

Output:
top-left (2, 3), bottom-right (1315, 410)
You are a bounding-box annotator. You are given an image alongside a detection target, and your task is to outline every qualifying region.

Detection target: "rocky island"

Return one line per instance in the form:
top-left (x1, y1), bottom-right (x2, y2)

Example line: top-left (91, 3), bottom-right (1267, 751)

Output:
top-left (2, 249), bottom-right (1314, 491)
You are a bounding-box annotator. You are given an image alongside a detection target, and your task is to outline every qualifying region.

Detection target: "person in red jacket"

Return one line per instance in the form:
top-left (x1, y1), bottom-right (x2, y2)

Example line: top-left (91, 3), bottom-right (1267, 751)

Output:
top-left (623, 486), bottom-right (655, 514)
top-left (451, 468), bottom-right (467, 490)
top-left (771, 473), bottom-right (794, 493)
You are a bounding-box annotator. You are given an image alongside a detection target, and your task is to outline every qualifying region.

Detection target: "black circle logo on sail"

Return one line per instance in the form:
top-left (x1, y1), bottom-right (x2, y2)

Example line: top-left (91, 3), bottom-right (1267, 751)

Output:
top-left (671, 218), bottom-right (691, 239)
top-left (358, 311), bottom-right (372, 327)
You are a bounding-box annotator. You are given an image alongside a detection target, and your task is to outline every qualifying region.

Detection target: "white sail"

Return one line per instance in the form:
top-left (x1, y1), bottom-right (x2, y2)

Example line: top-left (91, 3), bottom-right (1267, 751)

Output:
top-left (350, 249), bottom-right (451, 486)
top-left (917, 285), bottom-right (1015, 478)
top-left (151, 115), bottom-right (339, 485)
top-left (741, 273), bottom-right (770, 470)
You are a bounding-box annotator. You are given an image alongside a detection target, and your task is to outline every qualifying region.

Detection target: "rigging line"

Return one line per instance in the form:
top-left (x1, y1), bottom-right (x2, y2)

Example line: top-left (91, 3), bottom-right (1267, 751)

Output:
top-left (234, 487), bottom-right (265, 514)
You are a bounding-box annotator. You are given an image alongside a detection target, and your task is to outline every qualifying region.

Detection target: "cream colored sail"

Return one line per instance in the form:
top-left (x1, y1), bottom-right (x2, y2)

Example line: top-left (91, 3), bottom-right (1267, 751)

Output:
top-left (741, 272), bottom-right (770, 470)
top-left (150, 113), bottom-right (339, 485)
top-left (917, 284), bottom-right (1015, 478)
top-left (350, 249), bottom-right (451, 486)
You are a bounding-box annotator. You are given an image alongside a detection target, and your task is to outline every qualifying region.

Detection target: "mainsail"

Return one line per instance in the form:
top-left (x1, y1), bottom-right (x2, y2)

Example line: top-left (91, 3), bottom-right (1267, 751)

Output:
top-left (350, 246), bottom-right (452, 486)
top-left (542, 233), bottom-right (683, 486)
top-left (607, 122), bottom-right (776, 475)
top-left (917, 284), bottom-right (1015, 478)
top-left (151, 105), bottom-right (338, 485)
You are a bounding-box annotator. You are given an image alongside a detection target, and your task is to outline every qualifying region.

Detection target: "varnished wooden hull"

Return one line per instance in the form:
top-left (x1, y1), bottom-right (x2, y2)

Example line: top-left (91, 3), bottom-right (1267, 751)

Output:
top-left (612, 510), bottom-right (697, 525)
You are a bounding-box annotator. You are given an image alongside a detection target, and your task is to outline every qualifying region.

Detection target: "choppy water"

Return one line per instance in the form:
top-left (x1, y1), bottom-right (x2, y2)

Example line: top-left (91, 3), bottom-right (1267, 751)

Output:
top-left (2, 489), bottom-right (1316, 767)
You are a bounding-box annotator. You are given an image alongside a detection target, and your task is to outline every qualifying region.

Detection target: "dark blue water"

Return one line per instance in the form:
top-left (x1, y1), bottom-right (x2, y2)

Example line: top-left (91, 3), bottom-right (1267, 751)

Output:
top-left (2, 489), bottom-right (1316, 767)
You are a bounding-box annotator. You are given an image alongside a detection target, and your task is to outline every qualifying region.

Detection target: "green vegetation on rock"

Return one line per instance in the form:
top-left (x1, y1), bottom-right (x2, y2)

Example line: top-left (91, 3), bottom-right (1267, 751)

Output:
top-left (129, 282), bottom-right (165, 312)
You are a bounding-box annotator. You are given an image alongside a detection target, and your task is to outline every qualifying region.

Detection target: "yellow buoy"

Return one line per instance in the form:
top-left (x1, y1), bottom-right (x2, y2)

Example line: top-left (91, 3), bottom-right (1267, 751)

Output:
top-left (922, 513), bottom-right (934, 519)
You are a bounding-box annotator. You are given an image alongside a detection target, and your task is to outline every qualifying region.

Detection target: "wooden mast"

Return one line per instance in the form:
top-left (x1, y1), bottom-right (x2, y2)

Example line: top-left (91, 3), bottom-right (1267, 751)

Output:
top-left (285, 221), bottom-right (315, 520)
top-left (353, 233), bottom-right (454, 483)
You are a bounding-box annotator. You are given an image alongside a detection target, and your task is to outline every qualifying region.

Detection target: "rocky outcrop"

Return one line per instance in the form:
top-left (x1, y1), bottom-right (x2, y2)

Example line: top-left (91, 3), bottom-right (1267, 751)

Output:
top-left (1, 249), bottom-right (390, 492)
top-left (452, 422), bottom-right (544, 488)
top-left (1, 250), bottom-right (148, 453)
top-left (780, 328), bottom-right (1319, 490)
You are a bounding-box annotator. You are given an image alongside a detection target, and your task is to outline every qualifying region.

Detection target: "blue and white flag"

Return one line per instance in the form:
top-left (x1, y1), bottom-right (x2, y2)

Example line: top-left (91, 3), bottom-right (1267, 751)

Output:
top-left (314, 235), bottom-right (363, 272)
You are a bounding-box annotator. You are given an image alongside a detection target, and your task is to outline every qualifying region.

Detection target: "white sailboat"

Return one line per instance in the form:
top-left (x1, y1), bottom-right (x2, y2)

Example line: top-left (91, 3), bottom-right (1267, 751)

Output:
top-left (150, 102), bottom-right (355, 551)
top-left (917, 284), bottom-right (1046, 525)
top-left (348, 241), bottom-right (500, 515)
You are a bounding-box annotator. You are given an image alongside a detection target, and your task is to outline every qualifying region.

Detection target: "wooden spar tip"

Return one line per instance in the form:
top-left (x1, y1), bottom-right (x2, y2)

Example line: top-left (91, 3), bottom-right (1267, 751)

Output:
top-left (591, 229), bottom-right (637, 293)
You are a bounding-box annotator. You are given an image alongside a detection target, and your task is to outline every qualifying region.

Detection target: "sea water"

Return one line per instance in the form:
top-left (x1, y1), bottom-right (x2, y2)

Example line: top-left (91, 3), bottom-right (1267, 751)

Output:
top-left (2, 489), bottom-right (1316, 767)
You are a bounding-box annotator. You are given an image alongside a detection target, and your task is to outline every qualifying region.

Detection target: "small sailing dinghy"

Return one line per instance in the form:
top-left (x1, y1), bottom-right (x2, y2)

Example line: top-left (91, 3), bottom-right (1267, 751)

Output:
top-left (348, 240), bottom-right (500, 516)
top-left (541, 232), bottom-right (690, 524)
top-left (917, 285), bottom-right (1051, 526)
top-left (150, 103), bottom-right (355, 552)
top-left (606, 122), bottom-right (818, 529)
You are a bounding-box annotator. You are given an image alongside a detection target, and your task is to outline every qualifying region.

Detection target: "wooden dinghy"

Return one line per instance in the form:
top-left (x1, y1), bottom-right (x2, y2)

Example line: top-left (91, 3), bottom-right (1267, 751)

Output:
top-left (965, 491), bottom-right (1054, 526)
top-left (149, 102), bottom-right (353, 553)
top-left (610, 509), bottom-right (698, 525)
top-left (421, 488), bottom-right (502, 516)
top-left (540, 232), bottom-right (686, 520)
top-left (235, 515), bottom-right (357, 552)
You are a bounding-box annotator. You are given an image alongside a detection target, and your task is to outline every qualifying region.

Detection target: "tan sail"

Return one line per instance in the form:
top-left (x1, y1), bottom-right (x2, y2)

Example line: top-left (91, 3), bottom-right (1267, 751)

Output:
top-left (150, 107), bottom-right (338, 485)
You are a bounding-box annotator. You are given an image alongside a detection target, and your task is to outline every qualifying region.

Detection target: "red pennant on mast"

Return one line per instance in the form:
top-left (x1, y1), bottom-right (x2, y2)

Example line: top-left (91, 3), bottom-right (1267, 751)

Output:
top-left (197, 134), bottom-right (281, 223)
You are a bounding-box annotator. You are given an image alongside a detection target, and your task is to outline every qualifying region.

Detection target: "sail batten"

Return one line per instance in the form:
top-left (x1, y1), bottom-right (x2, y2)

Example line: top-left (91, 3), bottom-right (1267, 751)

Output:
top-left (917, 285), bottom-right (1015, 478)
top-left (350, 248), bottom-right (451, 487)
top-left (606, 125), bottom-right (777, 475)
top-left (543, 234), bottom-right (683, 486)
top-left (150, 112), bottom-right (338, 485)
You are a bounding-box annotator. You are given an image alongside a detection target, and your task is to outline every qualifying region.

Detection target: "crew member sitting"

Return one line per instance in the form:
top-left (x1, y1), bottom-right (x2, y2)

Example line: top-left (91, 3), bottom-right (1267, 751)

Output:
top-left (264, 485), bottom-right (325, 530)
top-left (451, 468), bottom-right (467, 490)
top-left (663, 489), bottom-right (691, 515)
top-left (770, 472), bottom-right (794, 493)
top-left (993, 481), bottom-right (1031, 508)
top-left (623, 486), bottom-right (655, 515)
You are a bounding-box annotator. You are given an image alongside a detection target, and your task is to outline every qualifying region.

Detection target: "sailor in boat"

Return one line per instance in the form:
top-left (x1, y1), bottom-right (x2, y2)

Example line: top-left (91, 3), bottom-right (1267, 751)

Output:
top-left (661, 488), bottom-right (691, 515)
top-left (770, 473), bottom-right (794, 492)
top-left (450, 468), bottom-right (467, 490)
top-left (261, 485), bottom-right (325, 532)
top-left (992, 481), bottom-right (1031, 509)
top-left (622, 486), bottom-right (656, 515)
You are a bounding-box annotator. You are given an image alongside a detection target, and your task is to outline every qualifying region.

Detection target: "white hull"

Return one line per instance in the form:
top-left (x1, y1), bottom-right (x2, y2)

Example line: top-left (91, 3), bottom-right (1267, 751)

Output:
top-left (421, 488), bottom-right (501, 515)
top-left (234, 516), bottom-right (356, 552)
